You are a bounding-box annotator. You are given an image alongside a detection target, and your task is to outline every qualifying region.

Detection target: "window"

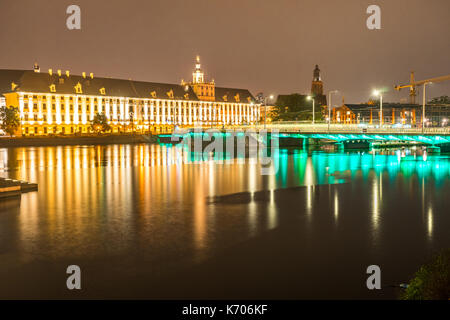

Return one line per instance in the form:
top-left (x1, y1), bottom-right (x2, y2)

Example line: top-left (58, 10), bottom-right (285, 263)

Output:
top-left (74, 82), bottom-right (83, 94)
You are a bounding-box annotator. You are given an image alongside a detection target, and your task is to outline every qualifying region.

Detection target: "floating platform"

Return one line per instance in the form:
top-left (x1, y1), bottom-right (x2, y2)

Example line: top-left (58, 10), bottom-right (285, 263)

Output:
top-left (0, 178), bottom-right (38, 198)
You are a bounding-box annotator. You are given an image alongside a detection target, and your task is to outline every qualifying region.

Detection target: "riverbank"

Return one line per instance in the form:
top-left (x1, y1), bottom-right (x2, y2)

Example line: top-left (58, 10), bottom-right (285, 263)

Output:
top-left (0, 134), bottom-right (158, 148)
top-left (0, 177), bottom-right (37, 198)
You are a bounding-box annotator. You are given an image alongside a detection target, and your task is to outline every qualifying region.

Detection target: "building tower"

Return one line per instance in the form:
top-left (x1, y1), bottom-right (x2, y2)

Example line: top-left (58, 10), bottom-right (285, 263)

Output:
top-left (33, 62), bottom-right (40, 73)
top-left (182, 55), bottom-right (215, 102)
top-left (311, 65), bottom-right (323, 96)
top-left (193, 55), bottom-right (204, 83)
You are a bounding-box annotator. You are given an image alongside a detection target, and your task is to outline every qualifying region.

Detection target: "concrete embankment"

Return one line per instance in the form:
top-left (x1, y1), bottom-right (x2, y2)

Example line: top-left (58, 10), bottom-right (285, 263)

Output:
top-left (0, 134), bottom-right (158, 148)
top-left (0, 178), bottom-right (38, 198)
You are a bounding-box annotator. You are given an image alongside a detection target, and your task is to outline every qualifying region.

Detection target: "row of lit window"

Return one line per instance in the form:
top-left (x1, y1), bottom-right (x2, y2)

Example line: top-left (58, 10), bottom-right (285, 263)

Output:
top-left (22, 95), bottom-right (250, 108)
top-left (23, 104), bottom-right (255, 115)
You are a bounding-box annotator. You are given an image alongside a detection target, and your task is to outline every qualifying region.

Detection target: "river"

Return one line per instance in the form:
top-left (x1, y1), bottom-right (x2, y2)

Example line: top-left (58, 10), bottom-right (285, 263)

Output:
top-left (0, 144), bottom-right (449, 299)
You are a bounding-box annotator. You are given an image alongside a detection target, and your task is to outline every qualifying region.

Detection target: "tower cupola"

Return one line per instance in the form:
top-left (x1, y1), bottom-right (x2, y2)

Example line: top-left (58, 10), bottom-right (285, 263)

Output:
top-left (193, 55), bottom-right (204, 83)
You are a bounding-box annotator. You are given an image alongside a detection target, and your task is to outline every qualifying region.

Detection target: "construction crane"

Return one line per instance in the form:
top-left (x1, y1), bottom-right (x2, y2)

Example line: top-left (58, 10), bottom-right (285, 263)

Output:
top-left (394, 72), bottom-right (450, 104)
top-left (394, 72), bottom-right (450, 131)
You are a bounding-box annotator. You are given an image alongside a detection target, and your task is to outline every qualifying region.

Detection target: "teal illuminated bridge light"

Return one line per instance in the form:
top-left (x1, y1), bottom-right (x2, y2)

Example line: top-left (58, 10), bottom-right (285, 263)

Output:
top-left (157, 131), bottom-right (450, 147)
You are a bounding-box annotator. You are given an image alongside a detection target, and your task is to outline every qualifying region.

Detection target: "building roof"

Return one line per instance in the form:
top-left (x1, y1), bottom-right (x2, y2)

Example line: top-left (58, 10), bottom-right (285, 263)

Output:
top-left (344, 103), bottom-right (421, 112)
top-left (214, 87), bottom-right (256, 104)
top-left (0, 69), bottom-right (256, 104)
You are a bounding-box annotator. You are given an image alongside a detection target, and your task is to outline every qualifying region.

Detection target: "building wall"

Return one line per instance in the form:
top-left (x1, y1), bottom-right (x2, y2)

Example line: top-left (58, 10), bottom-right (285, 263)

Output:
top-left (4, 92), bottom-right (260, 136)
top-left (333, 105), bottom-right (418, 125)
top-left (332, 104), bottom-right (450, 127)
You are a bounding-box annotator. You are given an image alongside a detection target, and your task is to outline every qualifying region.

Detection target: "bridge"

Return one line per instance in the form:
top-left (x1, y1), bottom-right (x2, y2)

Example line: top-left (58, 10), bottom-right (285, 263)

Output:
top-left (158, 123), bottom-right (450, 151)
top-left (223, 123), bottom-right (450, 149)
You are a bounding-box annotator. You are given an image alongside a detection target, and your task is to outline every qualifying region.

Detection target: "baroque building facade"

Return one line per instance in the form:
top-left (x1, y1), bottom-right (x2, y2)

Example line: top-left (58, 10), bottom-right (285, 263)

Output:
top-left (0, 58), bottom-right (260, 136)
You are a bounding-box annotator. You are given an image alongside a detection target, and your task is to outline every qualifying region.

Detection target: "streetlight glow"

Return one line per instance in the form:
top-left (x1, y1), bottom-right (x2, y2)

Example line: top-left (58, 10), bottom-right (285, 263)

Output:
top-left (328, 90), bottom-right (338, 132)
top-left (307, 95), bottom-right (315, 124)
top-left (372, 89), bottom-right (383, 127)
top-left (263, 94), bottom-right (274, 129)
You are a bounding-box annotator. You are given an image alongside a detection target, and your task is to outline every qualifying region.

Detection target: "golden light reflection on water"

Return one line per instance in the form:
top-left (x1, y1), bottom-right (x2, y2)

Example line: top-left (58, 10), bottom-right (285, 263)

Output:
top-left (427, 206), bottom-right (433, 240)
top-left (0, 145), bottom-right (446, 265)
top-left (334, 190), bottom-right (339, 222)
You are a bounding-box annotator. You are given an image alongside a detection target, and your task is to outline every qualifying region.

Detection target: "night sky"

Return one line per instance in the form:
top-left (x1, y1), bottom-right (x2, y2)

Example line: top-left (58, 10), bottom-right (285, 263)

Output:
top-left (0, 0), bottom-right (449, 104)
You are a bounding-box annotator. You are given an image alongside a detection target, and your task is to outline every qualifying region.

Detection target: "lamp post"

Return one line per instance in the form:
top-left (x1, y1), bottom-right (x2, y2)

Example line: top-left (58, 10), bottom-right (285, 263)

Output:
top-left (264, 95), bottom-right (274, 130)
top-left (373, 90), bottom-right (383, 127)
top-left (307, 95), bottom-right (315, 125)
top-left (328, 90), bottom-right (338, 132)
top-left (422, 82), bottom-right (431, 133)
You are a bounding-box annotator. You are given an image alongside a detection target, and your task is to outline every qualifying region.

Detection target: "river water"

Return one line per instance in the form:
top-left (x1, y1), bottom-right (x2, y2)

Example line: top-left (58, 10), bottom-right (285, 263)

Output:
top-left (0, 144), bottom-right (449, 299)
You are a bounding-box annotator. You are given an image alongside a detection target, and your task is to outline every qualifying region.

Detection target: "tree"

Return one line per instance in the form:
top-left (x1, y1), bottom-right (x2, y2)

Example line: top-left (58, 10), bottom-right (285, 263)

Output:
top-left (90, 112), bottom-right (111, 134)
top-left (401, 249), bottom-right (450, 300)
top-left (0, 106), bottom-right (20, 136)
top-left (429, 96), bottom-right (450, 105)
top-left (271, 94), bottom-right (325, 122)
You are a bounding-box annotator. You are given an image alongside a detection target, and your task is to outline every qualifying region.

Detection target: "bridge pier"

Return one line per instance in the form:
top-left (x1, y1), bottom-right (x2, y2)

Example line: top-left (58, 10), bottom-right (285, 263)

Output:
top-left (427, 146), bottom-right (441, 154)
top-left (278, 136), bottom-right (304, 148)
top-left (343, 140), bottom-right (371, 150)
top-left (437, 143), bottom-right (450, 153)
top-left (334, 142), bottom-right (344, 150)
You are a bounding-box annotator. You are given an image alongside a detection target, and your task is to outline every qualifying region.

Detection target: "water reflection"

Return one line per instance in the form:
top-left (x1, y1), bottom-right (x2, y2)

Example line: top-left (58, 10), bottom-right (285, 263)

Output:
top-left (0, 145), bottom-right (448, 290)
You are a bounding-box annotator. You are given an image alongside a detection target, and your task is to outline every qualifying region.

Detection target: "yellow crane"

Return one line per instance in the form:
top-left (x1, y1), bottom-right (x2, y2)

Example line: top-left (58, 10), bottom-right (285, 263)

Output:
top-left (394, 72), bottom-right (450, 104)
top-left (394, 72), bottom-right (450, 131)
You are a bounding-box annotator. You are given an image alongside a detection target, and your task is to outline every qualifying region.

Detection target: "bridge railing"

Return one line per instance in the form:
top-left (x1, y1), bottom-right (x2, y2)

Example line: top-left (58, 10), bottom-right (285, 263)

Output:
top-left (227, 123), bottom-right (450, 135)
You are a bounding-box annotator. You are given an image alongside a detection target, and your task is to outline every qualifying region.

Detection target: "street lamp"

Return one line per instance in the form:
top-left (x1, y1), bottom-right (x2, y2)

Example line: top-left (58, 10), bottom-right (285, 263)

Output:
top-left (373, 90), bottom-right (383, 127)
top-left (307, 95), bottom-right (315, 125)
top-left (328, 90), bottom-right (338, 132)
top-left (264, 95), bottom-right (274, 129)
top-left (422, 82), bottom-right (432, 133)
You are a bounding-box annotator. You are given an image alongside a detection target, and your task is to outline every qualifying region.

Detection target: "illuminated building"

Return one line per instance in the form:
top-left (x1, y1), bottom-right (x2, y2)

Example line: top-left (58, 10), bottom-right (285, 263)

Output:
top-left (332, 102), bottom-right (450, 126)
top-left (0, 58), bottom-right (260, 136)
top-left (274, 65), bottom-right (328, 118)
top-left (310, 65), bottom-right (327, 106)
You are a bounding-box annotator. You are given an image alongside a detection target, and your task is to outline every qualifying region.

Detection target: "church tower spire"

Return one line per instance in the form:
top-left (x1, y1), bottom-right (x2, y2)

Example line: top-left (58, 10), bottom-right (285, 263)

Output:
top-left (311, 64), bottom-right (324, 96)
top-left (313, 65), bottom-right (321, 81)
